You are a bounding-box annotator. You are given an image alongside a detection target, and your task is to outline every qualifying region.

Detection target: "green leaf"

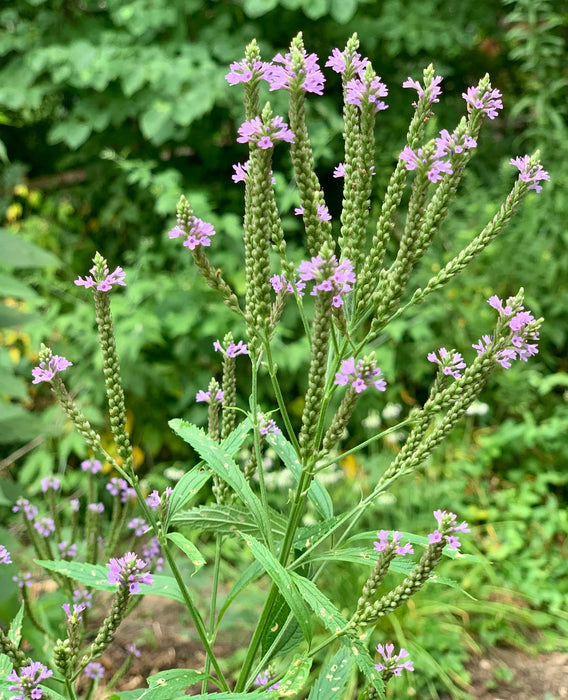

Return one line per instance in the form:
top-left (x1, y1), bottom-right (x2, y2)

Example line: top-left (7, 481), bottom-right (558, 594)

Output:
top-left (169, 420), bottom-right (268, 541)
top-left (167, 467), bottom-right (211, 525)
top-left (330, 0), bottom-right (357, 23)
top-left (242, 0), bottom-right (279, 17)
top-left (265, 432), bottom-right (333, 519)
top-left (289, 571), bottom-right (347, 635)
top-left (218, 559), bottom-right (264, 623)
top-left (307, 646), bottom-right (355, 699)
top-left (0, 138), bottom-right (8, 163)
top-left (140, 668), bottom-right (210, 700)
top-left (241, 533), bottom-right (312, 644)
top-left (166, 532), bottom-right (206, 574)
top-left (260, 592), bottom-right (301, 660)
top-left (0, 272), bottom-right (39, 300)
top-left (172, 503), bottom-right (287, 539)
top-left (277, 654), bottom-right (313, 696)
top-left (48, 120), bottom-right (91, 148)
top-left (0, 230), bottom-right (60, 269)
top-left (35, 560), bottom-right (186, 603)
top-left (341, 635), bottom-right (385, 698)
top-left (0, 604), bottom-right (24, 676)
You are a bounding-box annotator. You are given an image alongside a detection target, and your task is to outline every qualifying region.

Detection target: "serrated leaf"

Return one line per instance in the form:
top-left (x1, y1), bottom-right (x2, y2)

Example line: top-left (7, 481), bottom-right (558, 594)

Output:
top-left (172, 503), bottom-right (287, 539)
top-left (265, 432), bottom-right (333, 519)
top-left (277, 654), bottom-right (312, 696)
top-left (260, 592), bottom-right (301, 661)
top-left (139, 668), bottom-right (209, 700)
top-left (241, 533), bottom-right (312, 644)
top-left (341, 635), bottom-right (385, 698)
top-left (0, 230), bottom-right (60, 269)
top-left (307, 646), bottom-right (355, 699)
top-left (169, 420), bottom-right (269, 543)
top-left (166, 532), bottom-right (205, 574)
top-left (289, 571), bottom-right (347, 635)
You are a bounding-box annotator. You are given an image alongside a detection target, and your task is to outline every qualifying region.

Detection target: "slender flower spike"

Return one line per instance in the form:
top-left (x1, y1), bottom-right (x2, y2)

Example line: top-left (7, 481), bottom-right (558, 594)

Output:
top-left (428, 510), bottom-right (471, 551)
top-left (237, 115), bottom-right (295, 149)
top-left (7, 661), bottom-right (53, 700)
top-left (510, 155), bottom-right (550, 193)
top-left (403, 74), bottom-right (443, 103)
top-left (107, 552), bottom-right (153, 594)
top-left (375, 643), bottom-right (415, 677)
top-left (297, 255), bottom-right (356, 308)
top-left (427, 348), bottom-right (466, 379)
top-left (264, 49), bottom-right (325, 94)
top-left (32, 354), bottom-right (72, 384)
top-left (346, 76), bottom-right (389, 113)
top-left (0, 545), bottom-right (11, 564)
top-left (75, 264), bottom-right (126, 292)
top-left (334, 357), bottom-right (387, 393)
top-left (374, 530), bottom-right (414, 556)
top-left (462, 85), bottom-right (503, 119)
top-left (62, 602), bottom-right (86, 624)
top-left (258, 413), bottom-right (281, 435)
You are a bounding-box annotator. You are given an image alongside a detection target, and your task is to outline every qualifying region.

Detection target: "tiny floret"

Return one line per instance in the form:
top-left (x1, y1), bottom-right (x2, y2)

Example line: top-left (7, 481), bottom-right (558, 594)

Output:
top-left (225, 59), bottom-right (268, 86)
top-left (168, 217), bottom-right (215, 250)
top-left (375, 643), bottom-right (414, 676)
top-left (346, 76), bottom-right (389, 113)
top-left (297, 255), bottom-right (355, 308)
top-left (196, 388), bottom-right (224, 404)
top-left (0, 545), bottom-right (11, 564)
top-left (7, 661), bottom-right (53, 700)
top-left (213, 338), bottom-right (249, 357)
top-left (264, 49), bottom-right (325, 94)
top-left (237, 115), bottom-right (295, 149)
top-left (325, 48), bottom-right (369, 77)
top-left (335, 357), bottom-right (387, 393)
top-left (75, 265), bottom-right (126, 292)
top-left (84, 661), bottom-right (105, 681)
top-left (510, 155), bottom-right (550, 193)
top-left (403, 74), bottom-right (443, 103)
top-left (462, 85), bottom-right (503, 119)
top-left (374, 530), bottom-right (413, 556)
top-left (427, 348), bottom-right (466, 379)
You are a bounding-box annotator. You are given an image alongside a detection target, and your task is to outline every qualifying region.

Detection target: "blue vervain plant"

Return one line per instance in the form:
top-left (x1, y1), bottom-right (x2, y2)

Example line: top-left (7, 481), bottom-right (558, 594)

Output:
top-left (1, 32), bottom-right (547, 700)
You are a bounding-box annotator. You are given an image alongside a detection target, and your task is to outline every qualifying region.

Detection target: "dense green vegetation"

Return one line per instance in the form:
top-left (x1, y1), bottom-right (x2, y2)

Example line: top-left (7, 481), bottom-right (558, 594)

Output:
top-left (1, 0), bottom-right (567, 696)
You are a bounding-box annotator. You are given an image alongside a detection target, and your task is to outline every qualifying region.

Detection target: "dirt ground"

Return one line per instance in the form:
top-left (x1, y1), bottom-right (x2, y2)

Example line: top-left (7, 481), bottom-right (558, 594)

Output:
top-left (91, 596), bottom-right (568, 699)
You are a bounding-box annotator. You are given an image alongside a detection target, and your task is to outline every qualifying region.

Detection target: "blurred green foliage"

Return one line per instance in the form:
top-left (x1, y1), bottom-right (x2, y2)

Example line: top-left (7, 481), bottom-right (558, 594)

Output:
top-left (1, 0), bottom-right (567, 695)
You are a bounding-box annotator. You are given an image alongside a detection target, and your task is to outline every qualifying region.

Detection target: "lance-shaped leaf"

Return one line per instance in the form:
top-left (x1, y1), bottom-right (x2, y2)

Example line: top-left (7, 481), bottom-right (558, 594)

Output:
top-left (307, 646), bottom-right (355, 700)
top-left (341, 635), bottom-right (385, 698)
top-left (166, 532), bottom-right (206, 574)
top-left (172, 503), bottom-right (287, 540)
top-left (289, 570), bottom-right (348, 635)
top-left (276, 654), bottom-right (313, 697)
top-left (170, 420), bottom-right (270, 543)
top-left (240, 533), bottom-right (312, 644)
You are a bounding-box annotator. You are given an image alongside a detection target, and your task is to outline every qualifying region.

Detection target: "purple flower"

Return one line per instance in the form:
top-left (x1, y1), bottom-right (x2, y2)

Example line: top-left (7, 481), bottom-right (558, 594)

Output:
top-left (264, 50), bottom-right (325, 94)
top-left (237, 115), bottom-right (294, 149)
top-left (73, 588), bottom-right (93, 608)
top-left (435, 129), bottom-right (477, 157)
top-left (196, 388), bottom-right (224, 404)
top-left (225, 58), bottom-right (268, 86)
top-left (232, 160), bottom-right (275, 185)
top-left (374, 530), bottom-right (414, 556)
top-left (70, 498), bottom-right (80, 512)
top-left (107, 552), bottom-right (153, 594)
top-left (258, 413), bottom-right (281, 435)
top-left (254, 671), bottom-right (270, 687)
top-left (168, 216), bottom-right (215, 250)
top-left (58, 541), bottom-right (78, 559)
top-left (427, 348), bottom-right (466, 379)
top-left (399, 145), bottom-right (453, 183)
top-left (13, 573), bottom-right (32, 588)
top-left (297, 255), bottom-right (356, 308)
top-left (40, 476), bottom-right (60, 493)
top-left (13, 498), bottom-right (38, 520)
top-left (317, 204), bottom-right (331, 222)
top-left (142, 536), bottom-right (163, 572)
top-left (213, 339), bottom-right (249, 357)
top-left (128, 518), bottom-right (148, 537)
top-left (0, 545), bottom-right (12, 564)
top-left (81, 458), bottom-right (102, 474)
top-left (62, 602), bottom-right (86, 623)
top-left (270, 274), bottom-right (306, 296)
top-left (146, 490), bottom-right (161, 510)
top-left (75, 265), bottom-right (126, 292)
top-left (106, 477), bottom-right (135, 503)
top-left (375, 643), bottom-right (414, 676)
top-left (403, 74), bottom-right (443, 104)
top-left (462, 86), bottom-right (503, 119)
top-left (346, 77), bottom-right (389, 113)
top-left (32, 355), bottom-right (72, 384)
top-left (84, 662), bottom-right (105, 681)
top-left (294, 206), bottom-right (304, 216)
top-left (126, 643), bottom-right (141, 657)
top-left (325, 48), bottom-right (369, 78)
top-left (428, 509), bottom-right (470, 551)
top-left (334, 357), bottom-right (387, 393)
top-left (87, 502), bottom-right (104, 514)
top-left (510, 155), bottom-right (550, 193)
top-left (34, 516), bottom-right (55, 537)
top-left (333, 162), bottom-right (346, 178)
top-left (8, 661), bottom-right (53, 700)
